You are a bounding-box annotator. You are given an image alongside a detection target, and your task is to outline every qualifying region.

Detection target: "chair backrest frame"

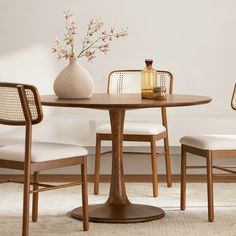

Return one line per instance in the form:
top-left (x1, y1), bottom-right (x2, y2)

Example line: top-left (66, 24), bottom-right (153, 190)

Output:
top-left (0, 83), bottom-right (43, 126)
top-left (107, 70), bottom-right (173, 94)
top-left (231, 83), bottom-right (236, 111)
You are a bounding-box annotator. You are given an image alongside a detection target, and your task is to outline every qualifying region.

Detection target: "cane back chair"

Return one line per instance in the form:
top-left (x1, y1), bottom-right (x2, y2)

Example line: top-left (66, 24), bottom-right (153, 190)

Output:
top-left (180, 83), bottom-right (236, 222)
top-left (94, 70), bottom-right (173, 197)
top-left (0, 83), bottom-right (89, 236)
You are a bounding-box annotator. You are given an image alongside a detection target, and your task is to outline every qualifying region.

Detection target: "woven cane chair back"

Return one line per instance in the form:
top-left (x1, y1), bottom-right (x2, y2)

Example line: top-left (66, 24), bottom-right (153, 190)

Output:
top-left (232, 84), bottom-right (236, 111)
top-left (0, 83), bottom-right (43, 125)
top-left (107, 70), bottom-right (173, 94)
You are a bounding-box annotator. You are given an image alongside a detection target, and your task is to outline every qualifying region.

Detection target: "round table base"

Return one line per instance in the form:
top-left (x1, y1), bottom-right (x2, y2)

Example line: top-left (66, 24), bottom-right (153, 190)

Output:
top-left (71, 203), bottom-right (165, 223)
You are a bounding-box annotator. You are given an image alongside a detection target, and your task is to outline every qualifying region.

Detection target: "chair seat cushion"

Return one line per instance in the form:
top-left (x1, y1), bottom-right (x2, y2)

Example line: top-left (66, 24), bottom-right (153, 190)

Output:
top-left (96, 122), bottom-right (166, 135)
top-left (0, 142), bottom-right (88, 162)
top-left (180, 135), bottom-right (236, 150)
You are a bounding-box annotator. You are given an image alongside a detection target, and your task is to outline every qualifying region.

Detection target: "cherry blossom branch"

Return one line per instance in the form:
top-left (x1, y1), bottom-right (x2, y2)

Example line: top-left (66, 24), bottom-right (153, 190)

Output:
top-left (52, 10), bottom-right (128, 62)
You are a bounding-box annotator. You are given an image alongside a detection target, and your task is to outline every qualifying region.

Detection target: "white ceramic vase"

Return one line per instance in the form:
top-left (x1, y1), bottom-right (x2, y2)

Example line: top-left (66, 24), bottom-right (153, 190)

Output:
top-left (53, 57), bottom-right (94, 99)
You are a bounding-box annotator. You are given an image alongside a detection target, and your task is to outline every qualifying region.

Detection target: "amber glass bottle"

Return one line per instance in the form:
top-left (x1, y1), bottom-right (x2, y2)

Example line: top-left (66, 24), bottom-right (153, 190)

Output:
top-left (141, 59), bottom-right (157, 98)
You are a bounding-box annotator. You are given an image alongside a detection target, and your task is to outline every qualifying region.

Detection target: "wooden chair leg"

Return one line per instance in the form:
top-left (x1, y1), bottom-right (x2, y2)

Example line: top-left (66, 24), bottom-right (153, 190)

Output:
top-left (180, 145), bottom-right (186, 211)
top-left (150, 137), bottom-right (158, 197)
top-left (81, 158), bottom-right (89, 231)
top-left (32, 171), bottom-right (39, 222)
top-left (94, 134), bottom-right (101, 195)
top-left (207, 151), bottom-right (214, 222)
top-left (22, 169), bottom-right (31, 236)
top-left (164, 136), bottom-right (172, 187)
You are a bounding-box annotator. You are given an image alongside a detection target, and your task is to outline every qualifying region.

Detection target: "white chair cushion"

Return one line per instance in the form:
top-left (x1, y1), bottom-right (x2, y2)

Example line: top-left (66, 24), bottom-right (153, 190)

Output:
top-left (0, 138), bottom-right (24, 147)
top-left (180, 135), bottom-right (236, 150)
top-left (96, 122), bottom-right (166, 135)
top-left (0, 142), bottom-right (88, 162)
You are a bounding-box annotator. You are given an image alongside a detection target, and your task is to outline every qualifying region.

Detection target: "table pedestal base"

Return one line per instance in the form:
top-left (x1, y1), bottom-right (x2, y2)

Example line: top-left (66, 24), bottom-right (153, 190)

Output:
top-left (71, 203), bottom-right (165, 223)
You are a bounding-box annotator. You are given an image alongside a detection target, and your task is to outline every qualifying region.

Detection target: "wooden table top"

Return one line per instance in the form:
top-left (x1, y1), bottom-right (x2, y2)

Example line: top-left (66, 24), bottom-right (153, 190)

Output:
top-left (40, 93), bottom-right (212, 110)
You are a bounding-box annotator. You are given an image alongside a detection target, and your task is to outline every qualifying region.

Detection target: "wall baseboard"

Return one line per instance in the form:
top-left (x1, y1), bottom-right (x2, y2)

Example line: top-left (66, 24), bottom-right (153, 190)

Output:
top-left (1, 174), bottom-right (236, 183)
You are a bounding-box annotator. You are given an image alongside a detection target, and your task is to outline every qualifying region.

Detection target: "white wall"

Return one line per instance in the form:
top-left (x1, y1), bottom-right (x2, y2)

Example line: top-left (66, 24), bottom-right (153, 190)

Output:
top-left (0, 0), bottom-right (236, 174)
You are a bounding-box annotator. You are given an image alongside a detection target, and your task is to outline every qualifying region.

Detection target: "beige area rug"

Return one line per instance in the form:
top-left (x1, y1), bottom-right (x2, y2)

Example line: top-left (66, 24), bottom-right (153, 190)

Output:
top-left (0, 183), bottom-right (236, 236)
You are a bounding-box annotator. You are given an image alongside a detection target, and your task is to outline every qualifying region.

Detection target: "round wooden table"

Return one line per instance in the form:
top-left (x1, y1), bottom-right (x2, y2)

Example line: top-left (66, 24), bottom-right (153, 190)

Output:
top-left (41, 93), bottom-right (212, 223)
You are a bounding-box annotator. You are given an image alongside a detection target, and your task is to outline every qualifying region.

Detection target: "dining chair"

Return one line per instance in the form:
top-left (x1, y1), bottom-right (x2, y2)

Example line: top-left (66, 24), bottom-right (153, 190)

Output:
top-left (0, 83), bottom-right (89, 236)
top-left (94, 70), bottom-right (173, 197)
top-left (180, 83), bottom-right (236, 222)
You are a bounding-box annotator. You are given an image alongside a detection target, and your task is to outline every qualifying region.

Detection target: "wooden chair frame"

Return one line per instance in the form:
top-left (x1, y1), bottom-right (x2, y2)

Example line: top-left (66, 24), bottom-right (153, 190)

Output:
top-left (94, 70), bottom-right (173, 197)
top-left (0, 83), bottom-right (89, 236)
top-left (180, 145), bottom-right (236, 222)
